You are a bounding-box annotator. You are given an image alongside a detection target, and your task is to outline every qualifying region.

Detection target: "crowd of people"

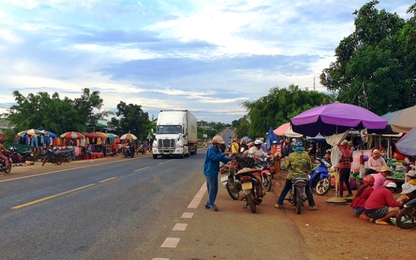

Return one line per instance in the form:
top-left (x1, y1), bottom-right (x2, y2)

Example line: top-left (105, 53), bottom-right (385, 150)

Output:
top-left (204, 134), bottom-right (416, 227)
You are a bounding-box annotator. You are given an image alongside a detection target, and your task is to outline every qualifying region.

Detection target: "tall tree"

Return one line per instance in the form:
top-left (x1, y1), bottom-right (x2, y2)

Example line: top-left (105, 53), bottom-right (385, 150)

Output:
top-left (242, 85), bottom-right (333, 138)
top-left (115, 101), bottom-right (152, 140)
top-left (320, 0), bottom-right (416, 115)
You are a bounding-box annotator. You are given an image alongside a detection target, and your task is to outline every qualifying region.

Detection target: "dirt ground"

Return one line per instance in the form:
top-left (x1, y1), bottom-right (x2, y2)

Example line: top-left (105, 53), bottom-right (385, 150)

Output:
top-left (3, 156), bottom-right (415, 260)
top-left (272, 170), bottom-right (414, 260)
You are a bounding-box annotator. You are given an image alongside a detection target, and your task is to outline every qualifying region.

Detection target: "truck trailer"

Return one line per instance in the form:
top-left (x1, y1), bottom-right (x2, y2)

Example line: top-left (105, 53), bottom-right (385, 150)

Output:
top-left (152, 110), bottom-right (197, 159)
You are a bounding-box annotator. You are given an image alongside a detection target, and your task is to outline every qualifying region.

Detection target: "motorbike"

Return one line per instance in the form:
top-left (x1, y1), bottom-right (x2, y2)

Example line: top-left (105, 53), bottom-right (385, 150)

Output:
top-left (137, 145), bottom-right (145, 154)
top-left (0, 152), bottom-right (13, 174)
top-left (309, 157), bottom-right (332, 196)
top-left (220, 161), bottom-right (241, 200)
top-left (42, 148), bottom-right (64, 166)
top-left (396, 197), bottom-right (416, 229)
top-left (235, 167), bottom-right (265, 213)
top-left (285, 177), bottom-right (309, 215)
top-left (9, 147), bottom-right (36, 164)
top-left (258, 156), bottom-right (272, 192)
top-left (123, 146), bottom-right (135, 158)
top-left (60, 147), bottom-right (74, 163)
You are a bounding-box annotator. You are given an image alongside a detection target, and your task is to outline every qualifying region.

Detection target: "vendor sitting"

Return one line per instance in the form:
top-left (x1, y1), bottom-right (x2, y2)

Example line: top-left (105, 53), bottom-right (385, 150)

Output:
top-left (364, 180), bottom-right (404, 225)
top-left (351, 175), bottom-right (375, 219)
top-left (398, 183), bottom-right (416, 205)
top-left (368, 149), bottom-right (387, 172)
top-left (405, 170), bottom-right (416, 186)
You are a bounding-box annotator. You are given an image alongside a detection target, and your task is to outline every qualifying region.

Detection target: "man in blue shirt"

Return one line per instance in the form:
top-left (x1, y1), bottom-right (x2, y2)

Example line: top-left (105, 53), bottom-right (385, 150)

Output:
top-left (204, 135), bottom-right (232, 211)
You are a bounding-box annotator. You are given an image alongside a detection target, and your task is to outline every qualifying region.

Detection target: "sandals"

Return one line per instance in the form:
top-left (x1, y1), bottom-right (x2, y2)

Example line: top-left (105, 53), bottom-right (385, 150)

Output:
top-left (375, 220), bottom-right (389, 225)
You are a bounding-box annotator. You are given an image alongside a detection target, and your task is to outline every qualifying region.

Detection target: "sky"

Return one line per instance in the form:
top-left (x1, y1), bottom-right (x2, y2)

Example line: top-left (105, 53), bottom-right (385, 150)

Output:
top-left (0, 0), bottom-right (414, 124)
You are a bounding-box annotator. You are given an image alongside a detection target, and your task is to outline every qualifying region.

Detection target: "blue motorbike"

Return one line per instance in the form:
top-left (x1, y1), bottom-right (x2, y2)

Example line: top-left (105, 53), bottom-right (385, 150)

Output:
top-left (308, 157), bottom-right (331, 196)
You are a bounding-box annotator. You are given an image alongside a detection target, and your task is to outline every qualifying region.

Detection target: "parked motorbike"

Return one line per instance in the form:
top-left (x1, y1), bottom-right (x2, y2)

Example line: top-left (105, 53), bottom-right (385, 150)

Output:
top-left (60, 147), bottom-right (74, 163)
top-left (235, 168), bottom-right (265, 213)
top-left (137, 144), bottom-right (146, 154)
top-left (285, 177), bottom-right (309, 215)
top-left (0, 152), bottom-right (12, 174)
top-left (220, 161), bottom-right (241, 200)
top-left (9, 147), bottom-right (36, 164)
top-left (396, 197), bottom-right (416, 229)
top-left (42, 148), bottom-right (64, 166)
top-left (259, 156), bottom-right (272, 192)
top-left (309, 157), bottom-right (331, 196)
top-left (124, 146), bottom-right (134, 158)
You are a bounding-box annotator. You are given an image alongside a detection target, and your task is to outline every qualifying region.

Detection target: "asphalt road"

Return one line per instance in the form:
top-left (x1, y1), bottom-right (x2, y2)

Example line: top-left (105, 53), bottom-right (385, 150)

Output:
top-left (0, 150), bottom-right (309, 260)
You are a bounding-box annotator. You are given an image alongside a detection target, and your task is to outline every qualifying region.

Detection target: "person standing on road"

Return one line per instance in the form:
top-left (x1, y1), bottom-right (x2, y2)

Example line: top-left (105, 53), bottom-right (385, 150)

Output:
top-left (231, 138), bottom-right (240, 156)
top-left (274, 139), bottom-right (318, 210)
top-left (203, 135), bottom-right (232, 211)
top-left (338, 139), bottom-right (353, 197)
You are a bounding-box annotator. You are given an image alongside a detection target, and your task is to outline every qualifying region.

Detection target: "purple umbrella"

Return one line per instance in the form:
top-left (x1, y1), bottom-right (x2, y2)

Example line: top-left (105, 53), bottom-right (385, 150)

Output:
top-left (291, 102), bottom-right (387, 136)
top-left (395, 127), bottom-right (416, 156)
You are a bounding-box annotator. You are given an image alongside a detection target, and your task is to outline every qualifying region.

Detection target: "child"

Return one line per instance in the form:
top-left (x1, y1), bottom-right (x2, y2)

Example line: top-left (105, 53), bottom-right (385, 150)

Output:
top-left (351, 175), bottom-right (375, 219)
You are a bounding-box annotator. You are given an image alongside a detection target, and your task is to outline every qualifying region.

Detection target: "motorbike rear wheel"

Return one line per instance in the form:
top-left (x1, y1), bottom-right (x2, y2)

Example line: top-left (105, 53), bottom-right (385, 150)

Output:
top-left (262, 174), bottom-right (272, 192)
top-left (314, 177), bottom-right (330, 196)
top-left (246, 192), bottom-right (256, 213)
top-left (42, 156), bottom-right (49, 166)
top-left (226, 178), bottom-right (240, 200)
top-left (396, 207), bottom-right (416, 229)
top-left (295, 188), bottom-right (302, 215)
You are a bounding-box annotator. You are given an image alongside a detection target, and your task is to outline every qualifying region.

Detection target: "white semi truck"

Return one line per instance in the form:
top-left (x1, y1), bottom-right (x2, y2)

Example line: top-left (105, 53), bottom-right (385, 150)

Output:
top-left (152, 110), bottom-right (197, 159)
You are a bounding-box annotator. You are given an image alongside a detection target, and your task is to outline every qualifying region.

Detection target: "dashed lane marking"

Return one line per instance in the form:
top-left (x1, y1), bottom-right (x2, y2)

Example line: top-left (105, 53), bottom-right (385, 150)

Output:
top-left (11, 184), bottom-right (96, 210)
top-left (99, 177), bottom-right (117, 183)
top-left (181, 212), bottom-right (194, 218)
top-left (134, 166), bottom-right (151, 172)
top-left (160, 237), bottom-right (180, 248)
top-left (187, 182), bottom-right (206, 208)
top-left (172, 223), bottom-right (188, 231)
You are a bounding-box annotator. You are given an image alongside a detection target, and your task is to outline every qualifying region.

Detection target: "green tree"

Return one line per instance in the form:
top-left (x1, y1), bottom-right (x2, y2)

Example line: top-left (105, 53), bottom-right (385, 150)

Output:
top-left (241, 85), bottom-right (333, 138)
top-left (115, 101), bottom-right (152, 140)
top-left (320, 0), bottom-right (416, 115)
top-left (5, 88), bottom-right (104, 134)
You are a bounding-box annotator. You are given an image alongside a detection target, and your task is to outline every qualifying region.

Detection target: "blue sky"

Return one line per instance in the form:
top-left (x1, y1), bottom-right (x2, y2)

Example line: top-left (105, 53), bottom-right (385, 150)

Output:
top-left (0, 0), bottom-right (413, 124)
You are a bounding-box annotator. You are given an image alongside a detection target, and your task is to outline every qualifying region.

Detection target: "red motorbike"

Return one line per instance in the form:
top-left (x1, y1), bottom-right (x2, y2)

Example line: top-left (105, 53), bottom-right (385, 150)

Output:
top-left (9, 147), bottom-right (36, 164)
top-left (0, 152), bottom-right (12, 174)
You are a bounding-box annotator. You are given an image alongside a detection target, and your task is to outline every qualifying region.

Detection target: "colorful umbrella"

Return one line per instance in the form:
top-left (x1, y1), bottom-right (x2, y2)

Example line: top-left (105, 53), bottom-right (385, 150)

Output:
top-left (291, 102), bottom-right (387, 137)
top-left (273, 122), bottom-right (303, 138)
top-left (17, 129), bottom-right (43, 137)
top-left (120, 133), bottom-right (137, 140)
top-left (85, 132), bottom-right (106, 139)
top-left (381, 105), bottom-right (416, 133)
top-left (60, 131), bottom-right (85, 139)
top-left (40, 130), bottom-right (57, 138)
top-left (395, 127), bottom-right (416, 156)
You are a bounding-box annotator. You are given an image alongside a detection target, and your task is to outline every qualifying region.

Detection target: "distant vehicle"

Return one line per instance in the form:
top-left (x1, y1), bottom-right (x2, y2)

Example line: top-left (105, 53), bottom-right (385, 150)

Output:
top-left (152, 110), bottom-right (197, 159)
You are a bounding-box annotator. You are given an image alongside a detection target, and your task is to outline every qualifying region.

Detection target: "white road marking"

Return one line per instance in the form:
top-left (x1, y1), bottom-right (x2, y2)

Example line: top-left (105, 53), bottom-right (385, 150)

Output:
top-left (187, 182), bottom-right (206, 208)
top-left (172, 223), bottom-right (187, 231)
top-left (181, 212), bottom-right (194, 218)
top-left (152, 258), bottom-right (169, 260)
top-left (160, 237), bottom-right (180, 248)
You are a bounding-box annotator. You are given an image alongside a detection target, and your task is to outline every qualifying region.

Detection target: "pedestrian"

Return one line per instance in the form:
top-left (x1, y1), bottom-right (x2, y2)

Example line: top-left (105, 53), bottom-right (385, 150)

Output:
top-left (274, 139), bottom-right (318, 210)
top-left (203, 135), bottom-right (232, 211)
top-left (231, 138), bottom-right (240, 156)
top-left (338, 139), bottom-right (353, 197)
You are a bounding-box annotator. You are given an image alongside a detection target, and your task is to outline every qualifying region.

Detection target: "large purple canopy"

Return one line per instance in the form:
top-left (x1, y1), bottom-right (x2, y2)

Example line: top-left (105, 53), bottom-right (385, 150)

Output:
top-left (291, 103), bottom-right (387, 136)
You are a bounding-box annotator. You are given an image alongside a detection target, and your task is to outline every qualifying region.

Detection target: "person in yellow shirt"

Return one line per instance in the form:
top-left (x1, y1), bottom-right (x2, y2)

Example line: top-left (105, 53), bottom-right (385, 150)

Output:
top-left (231, 138), bottom-right (240, 156)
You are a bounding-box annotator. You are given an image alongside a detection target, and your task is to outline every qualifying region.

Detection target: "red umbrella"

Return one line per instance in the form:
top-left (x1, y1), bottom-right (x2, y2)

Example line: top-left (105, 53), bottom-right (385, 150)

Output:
top-left (60, 131), bottom-right (85, 139)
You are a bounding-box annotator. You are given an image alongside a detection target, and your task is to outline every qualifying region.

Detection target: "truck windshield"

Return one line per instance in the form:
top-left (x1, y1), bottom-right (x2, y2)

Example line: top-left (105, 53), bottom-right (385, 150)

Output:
top-left (156, 125), bottom-right (182, 134)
